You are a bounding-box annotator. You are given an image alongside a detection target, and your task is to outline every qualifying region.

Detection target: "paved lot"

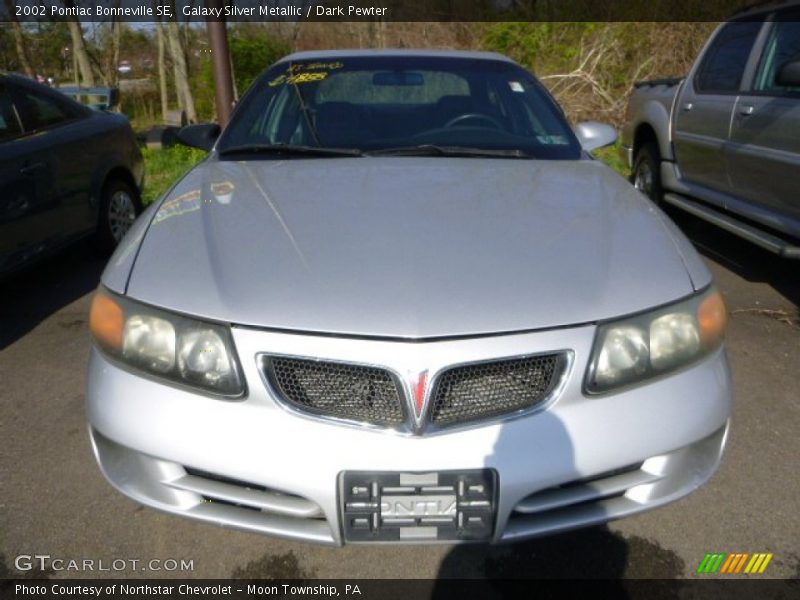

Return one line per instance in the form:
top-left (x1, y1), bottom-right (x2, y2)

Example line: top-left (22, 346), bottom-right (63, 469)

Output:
top-left (1, 207), bottom-right (798, 581)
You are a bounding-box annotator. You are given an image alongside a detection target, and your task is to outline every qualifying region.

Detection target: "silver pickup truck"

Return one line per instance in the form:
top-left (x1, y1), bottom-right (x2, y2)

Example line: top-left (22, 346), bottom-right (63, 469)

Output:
top-left (620, 2), bottom-right (800, 258)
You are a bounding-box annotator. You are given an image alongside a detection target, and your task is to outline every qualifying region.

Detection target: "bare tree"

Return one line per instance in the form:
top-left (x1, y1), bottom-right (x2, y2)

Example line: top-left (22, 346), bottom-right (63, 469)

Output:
top-left (164, 6), bottom-right (196, 123)
top-left (62, 0), bottom-right (95, 86)
top-left (154, 17), bottom-right (169, 122)
top-left (3, 0), bottom-right (35, 77)
top-left (111, 11), bottom-right (121, 87)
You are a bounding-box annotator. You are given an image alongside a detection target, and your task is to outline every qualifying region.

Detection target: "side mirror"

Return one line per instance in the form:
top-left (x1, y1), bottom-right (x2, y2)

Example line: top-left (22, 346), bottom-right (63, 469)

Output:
top-left (574, 121), bottom-right (618, 152)
top-left (776, 60), bottom-right (800, 88)
top-left (177, 123), bottom-right (220, 151)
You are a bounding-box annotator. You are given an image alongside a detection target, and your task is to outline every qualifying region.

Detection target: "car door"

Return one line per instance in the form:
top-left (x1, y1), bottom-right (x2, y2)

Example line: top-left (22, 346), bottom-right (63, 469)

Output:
top-left (727, 13), bottom-right (800, 233)
top-left (0, 82), bottom-right (60, 272)
top-left (673, 20), bottom-right (764, 196)
top-left (12, 85), bottom-right (96, 240)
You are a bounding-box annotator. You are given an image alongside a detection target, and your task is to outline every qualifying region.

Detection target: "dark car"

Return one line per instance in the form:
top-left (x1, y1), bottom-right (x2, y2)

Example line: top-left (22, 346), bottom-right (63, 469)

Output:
top-left (0, 73), bottom-right (143, 276)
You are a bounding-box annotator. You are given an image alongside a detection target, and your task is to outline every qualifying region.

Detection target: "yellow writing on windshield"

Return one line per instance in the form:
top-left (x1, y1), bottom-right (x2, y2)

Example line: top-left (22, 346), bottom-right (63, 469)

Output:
top-left (269, 71), bottom-right (329, 87)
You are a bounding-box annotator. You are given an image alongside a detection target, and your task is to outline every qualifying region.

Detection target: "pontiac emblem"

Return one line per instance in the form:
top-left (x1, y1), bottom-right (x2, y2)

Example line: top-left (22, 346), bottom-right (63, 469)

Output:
top-left (412, 370), bottom-right (428, 418)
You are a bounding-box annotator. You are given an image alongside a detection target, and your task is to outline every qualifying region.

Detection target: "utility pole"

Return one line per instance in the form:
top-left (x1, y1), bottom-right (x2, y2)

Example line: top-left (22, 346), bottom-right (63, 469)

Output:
top-left (205, 0), bottom-right (235, 127)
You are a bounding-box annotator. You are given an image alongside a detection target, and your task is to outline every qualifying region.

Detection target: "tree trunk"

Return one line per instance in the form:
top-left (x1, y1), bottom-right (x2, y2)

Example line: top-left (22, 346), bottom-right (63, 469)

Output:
top-left (165, 16), bottom-right (197, 123)
top-left (73, 49), bottom-right (79, 87)
top-left (155, 18), bottom-right (169, 122)
top-left (63, 0), bottom-right (95, 87)
top-left (111, 15), bottom-right (121, 87)
top-left (370, 19), bottom-right (387, 49)
top-left (3, 0), bottom-right (35, 78)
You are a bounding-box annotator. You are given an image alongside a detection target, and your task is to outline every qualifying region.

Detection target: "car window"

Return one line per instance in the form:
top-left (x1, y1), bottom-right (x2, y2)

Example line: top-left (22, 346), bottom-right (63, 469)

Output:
top-left (220, 56), bottom-right (582, 160)
top-left (753, 15), bottom-right (800, 94)
top-left (16, 89), bottom-right (76, 131)
top-left (695, 21), bottom-right (763, 93)
top-left (0, 87), bottom-right (23, 142)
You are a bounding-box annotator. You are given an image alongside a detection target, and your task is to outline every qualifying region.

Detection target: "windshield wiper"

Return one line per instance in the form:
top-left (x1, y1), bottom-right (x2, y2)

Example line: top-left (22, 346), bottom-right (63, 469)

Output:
top-left (218, 143), bottom-right (362, 157)
top-left (289, 61), bottom-right (323, 147)
top-left (367, 145), bottom-right (532, 159)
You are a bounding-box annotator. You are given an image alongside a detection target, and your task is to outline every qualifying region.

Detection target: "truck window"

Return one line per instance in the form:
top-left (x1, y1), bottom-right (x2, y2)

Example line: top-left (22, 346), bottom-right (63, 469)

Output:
top-left (753, 16), bottom-right (800, 93)
top-left (695, 21), bottom-right (762, 93)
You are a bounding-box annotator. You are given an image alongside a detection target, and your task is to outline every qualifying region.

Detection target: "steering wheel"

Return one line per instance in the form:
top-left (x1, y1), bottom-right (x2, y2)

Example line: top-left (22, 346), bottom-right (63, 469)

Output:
top-left (444, 113), bottom-right (503, 129)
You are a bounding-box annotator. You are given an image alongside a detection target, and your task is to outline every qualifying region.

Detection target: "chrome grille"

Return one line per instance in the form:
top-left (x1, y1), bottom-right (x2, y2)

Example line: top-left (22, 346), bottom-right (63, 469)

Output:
top-left (429, 354), bottom-right (566, 425)
top-left (264, 357), bottom-right (405, 426)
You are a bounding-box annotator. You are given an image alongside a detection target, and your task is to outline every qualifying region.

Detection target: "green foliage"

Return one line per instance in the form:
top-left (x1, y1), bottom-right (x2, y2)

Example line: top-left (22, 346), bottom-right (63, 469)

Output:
top-left (0, 28), bottom-right (15, 71)
top-left (230, 32), bottom-right (291, 94)
top-left (194, 29), bottom-right (290, 121)
top-left (592, 142), bottom-right (630, 179)
top-left (482, 23), bottom-right (600, 75)
top-left (22, 22), bottom-right (72, 80)
top-left (141, 145), bottom-right (206, 205)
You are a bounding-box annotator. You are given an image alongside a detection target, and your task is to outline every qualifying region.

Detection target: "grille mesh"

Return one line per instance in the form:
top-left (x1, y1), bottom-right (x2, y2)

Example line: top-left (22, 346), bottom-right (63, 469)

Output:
top-left (430, 354), bottom-right (565, 425)
top-left (266, 357), bottom-right (405, 425)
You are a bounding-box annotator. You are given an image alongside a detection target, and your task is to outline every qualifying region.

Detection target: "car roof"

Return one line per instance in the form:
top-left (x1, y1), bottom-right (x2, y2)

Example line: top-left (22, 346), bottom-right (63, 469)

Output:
top-left (276, 48), bottom-right (517, 64)
top-left (1, 72), bottom-right (53, 89)
top-left (0, 72), bottom-right (31, 85)
top-left (0, 72), bottom-right (92, 113)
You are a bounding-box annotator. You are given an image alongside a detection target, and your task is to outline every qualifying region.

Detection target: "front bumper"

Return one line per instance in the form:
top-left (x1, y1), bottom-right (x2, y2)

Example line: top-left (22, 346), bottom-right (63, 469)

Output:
top-left (87, 325), bottom-right (731, 545)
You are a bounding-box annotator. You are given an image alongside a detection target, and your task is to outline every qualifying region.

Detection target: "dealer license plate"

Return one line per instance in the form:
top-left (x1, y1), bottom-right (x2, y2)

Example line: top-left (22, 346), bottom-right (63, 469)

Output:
top-left (340, 470), bottom-right (496, 542)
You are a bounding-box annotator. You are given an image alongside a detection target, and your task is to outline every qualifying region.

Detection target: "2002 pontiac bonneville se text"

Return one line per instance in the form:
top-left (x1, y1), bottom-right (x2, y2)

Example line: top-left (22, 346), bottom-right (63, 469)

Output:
top-left (86, 50), bottom-right (731, 545)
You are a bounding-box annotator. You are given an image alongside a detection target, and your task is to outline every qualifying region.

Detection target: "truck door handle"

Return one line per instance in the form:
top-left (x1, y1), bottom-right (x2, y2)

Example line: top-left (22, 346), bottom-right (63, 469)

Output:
top-left (739, 105), bottom-right (755, 116)
top-left (20, 162), bottom-right (45, 175)
top-left (681, 102), bottom-right (693, 112)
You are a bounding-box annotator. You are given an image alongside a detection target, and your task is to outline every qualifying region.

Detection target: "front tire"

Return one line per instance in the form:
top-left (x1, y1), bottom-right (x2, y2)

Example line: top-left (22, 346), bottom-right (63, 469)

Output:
top-left (632, 142), bottom-right (663, 204)
top-left (96, 179), bottom-right (141, 255)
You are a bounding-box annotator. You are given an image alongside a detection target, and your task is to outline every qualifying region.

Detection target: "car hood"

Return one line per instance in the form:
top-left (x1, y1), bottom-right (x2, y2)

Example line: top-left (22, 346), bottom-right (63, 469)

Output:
top-left (122, 157), bottom-right (699, 338)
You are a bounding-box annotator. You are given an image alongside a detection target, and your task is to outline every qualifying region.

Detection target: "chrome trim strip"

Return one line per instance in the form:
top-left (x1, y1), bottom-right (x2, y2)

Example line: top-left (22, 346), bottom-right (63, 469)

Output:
top-left (503, 494), bottom-right (644, 542)
top-left (187, 502), bottom-right (335, 545)
top-left (166, 475), bottom-right (324, 518)
top-left (513, 468), bottom-right (664, 515)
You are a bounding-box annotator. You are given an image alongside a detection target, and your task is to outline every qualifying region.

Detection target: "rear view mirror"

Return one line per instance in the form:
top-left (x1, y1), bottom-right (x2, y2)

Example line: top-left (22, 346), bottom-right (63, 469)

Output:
top-left (373, 71), bottom-right (424, 86)
top-left (177, 123), bottom-right (220, 152)
top-left (574, 121), bottom-right (618, 152)
top-left (776, 60), bottom-right (800, 87)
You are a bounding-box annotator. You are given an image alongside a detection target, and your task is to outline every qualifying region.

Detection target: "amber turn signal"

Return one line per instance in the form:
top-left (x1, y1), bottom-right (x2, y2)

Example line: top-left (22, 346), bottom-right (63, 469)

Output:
top-left (697, 290), bottom-right (727, 348)
top-left (89, 290), bottom-right (124, 352)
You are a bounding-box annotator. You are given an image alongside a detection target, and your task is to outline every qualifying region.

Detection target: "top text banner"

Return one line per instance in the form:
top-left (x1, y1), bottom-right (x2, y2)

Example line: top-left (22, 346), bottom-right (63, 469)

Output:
top-left (2, 0), bottom-right (760, 23)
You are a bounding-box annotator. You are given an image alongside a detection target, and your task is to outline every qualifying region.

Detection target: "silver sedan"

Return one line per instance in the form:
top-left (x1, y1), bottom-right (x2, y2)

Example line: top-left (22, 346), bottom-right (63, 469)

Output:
top-left (86, 50), bottom-right (731, 545)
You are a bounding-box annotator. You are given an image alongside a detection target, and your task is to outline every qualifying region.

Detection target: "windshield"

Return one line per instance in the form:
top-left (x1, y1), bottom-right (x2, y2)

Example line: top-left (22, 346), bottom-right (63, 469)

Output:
top-left (217, 56), bottom-right (581, 159)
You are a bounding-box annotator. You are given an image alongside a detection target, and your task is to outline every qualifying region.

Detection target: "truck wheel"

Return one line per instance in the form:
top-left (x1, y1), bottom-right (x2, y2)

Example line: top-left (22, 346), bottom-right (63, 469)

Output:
top-left (632, 142), bottom-right (663, 204)
top-left (96, 179), bottom-right (141, 255)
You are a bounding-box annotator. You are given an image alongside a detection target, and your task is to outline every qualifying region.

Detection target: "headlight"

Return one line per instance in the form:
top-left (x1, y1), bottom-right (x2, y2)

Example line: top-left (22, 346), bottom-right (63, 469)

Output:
top-left (89, 288), bottom-right (244, 397)
top-left (586, 287), bottom-right (727, 394)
